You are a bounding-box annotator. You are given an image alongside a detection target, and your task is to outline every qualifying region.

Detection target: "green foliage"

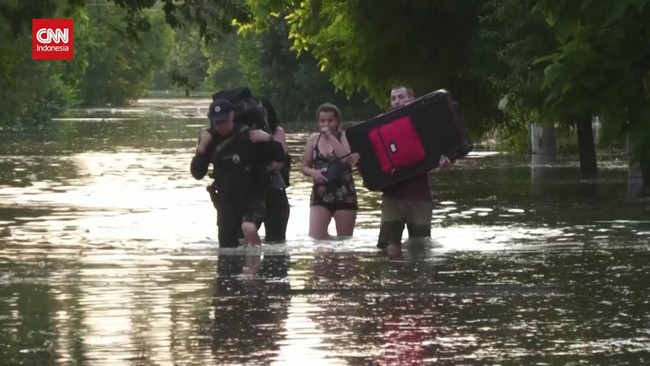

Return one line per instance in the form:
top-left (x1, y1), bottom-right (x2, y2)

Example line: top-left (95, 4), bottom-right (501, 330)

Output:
top-left (237, 16), bottom-right (379, 122)
top-left (79, 3), bottom-right (173, 106)
top-left (0, 55), bottom-right (69, 127)
top-left (241, 0), bottom-right (498, 136)
top-left (478, 0), bottom-right (556, 125)
top-left (166, 25), bottom-right (209, 95)
top-left (0, 0), bottom-right (81, 126)
top-left (107, 0), bottom-right (251, 41)
top-left (204, 33), bottom-right (246, 91)
top-left (239, 17), bottom-right (331, 121)
top-left (2, 0), bottom-right (648, 171)
top-left (0, 0), bottom-right (58, 37)
top-left (491, 119), bottom-right (531, 154)
top-left (533, 0), bottom-right (650, 163)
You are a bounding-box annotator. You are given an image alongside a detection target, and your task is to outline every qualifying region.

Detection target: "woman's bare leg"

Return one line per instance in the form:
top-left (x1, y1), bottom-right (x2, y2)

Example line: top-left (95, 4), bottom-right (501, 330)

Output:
top-left (309, 206), bottom-right (333, 239)
top-left (333, 209), bottom-right (357, 237)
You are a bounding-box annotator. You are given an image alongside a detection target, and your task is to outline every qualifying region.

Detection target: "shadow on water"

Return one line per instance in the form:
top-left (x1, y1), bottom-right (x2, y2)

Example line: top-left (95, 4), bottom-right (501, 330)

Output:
top-left (1, 96), bottom-right (649, 364)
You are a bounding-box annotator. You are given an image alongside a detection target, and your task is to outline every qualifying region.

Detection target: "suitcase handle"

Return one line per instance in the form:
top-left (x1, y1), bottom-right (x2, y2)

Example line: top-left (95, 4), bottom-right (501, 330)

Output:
top-left (420, 89), bottom-right (449, 105)
top-left (375, 131), bottom-right (397, 175)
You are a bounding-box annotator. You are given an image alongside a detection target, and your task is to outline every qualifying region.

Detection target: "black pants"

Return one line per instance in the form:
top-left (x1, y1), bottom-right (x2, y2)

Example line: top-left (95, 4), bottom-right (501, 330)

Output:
top-left (263, 189), bottom-right (290, 242)
top-left (216, 194), bottom-right (265, 248)
top-left (264, 189), bottom-right (290, 242)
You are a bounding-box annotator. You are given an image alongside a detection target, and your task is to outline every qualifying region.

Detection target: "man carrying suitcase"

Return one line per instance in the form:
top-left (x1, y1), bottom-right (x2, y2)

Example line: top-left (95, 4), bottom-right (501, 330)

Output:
top-left (377, 86), bottom-right (452, 257)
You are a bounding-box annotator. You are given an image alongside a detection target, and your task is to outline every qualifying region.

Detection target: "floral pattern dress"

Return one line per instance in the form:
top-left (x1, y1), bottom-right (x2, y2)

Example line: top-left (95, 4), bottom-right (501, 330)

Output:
top-left (310, 133), bottom-right (358, 210)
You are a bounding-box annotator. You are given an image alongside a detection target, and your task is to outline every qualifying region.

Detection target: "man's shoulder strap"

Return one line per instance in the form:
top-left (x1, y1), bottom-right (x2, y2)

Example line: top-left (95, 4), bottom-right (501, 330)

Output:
top-left (212, 125), bottom-right (250, 157)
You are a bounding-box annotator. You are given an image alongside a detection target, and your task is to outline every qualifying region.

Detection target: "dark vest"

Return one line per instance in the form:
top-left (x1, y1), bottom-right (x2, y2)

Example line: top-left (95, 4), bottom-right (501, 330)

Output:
top-left (209, 125), bottom-right (270, 198)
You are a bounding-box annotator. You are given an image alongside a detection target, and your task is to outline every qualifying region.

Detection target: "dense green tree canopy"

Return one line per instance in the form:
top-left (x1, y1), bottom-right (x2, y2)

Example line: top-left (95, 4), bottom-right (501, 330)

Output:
top-left (7, 0), bottom-right (499, 126)
top-left (478, 1), bottom-right (557, 118)
top-left (77, 2), bottom-right (172, 106)
top-left (245, 0), bottom-right (499, 127)
top-left (533, 0), bottom-right (650, 163)
top-left (238, 16), bottom-right (378, 122)
top-left (0, 0), bottom-right (86, 126)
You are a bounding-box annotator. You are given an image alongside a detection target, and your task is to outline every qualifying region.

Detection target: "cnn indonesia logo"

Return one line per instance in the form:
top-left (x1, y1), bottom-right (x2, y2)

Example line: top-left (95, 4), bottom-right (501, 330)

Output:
top-left (32, 19), bottom-right (74, 60)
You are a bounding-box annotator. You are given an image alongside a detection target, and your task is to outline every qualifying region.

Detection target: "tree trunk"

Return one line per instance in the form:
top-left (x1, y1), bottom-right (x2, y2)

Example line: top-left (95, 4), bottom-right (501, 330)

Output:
top-left (632, 61), bottom-right (649, 197)
top-left (530, 123), bottom-right (556, 157)
top-left (530, 123), bottom-right (556, 197)
top-left (642, 162), bottom-right (650, 197)
top-left (576, 116), bottom-right (598, 179)
top-left (627, 136), bottom-right (644, 200)
top-left (530, 123), bottom-right (556, 168)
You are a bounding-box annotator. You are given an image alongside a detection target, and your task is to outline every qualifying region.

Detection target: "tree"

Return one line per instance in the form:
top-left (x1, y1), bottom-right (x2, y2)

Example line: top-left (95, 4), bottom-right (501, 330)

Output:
top-left (68, 0), bottom-right (498, 128)
top-left (204, 33), bottom-right (246, 91)
top-left (533, 0), bottom-right (650, 192)
top-left (106, 0), bottom-right (250, 40)
top-left (0, 0), bottom-right (85, 126)
top-left (237, 17), bottom-right (376, 122)
top-left (477, 0), bottom-right (557, 153)
top-left (166, 25), bottom-right (209, 96)
top-left (242, 0), bottom-right (499, 134)
top-left (79, 2), bottom-right (173, 106)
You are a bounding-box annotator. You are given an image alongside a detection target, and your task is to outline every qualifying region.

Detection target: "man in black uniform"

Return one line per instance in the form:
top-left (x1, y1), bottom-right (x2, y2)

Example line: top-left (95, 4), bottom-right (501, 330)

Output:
top-left (190, 98), bottom-right (285, 247)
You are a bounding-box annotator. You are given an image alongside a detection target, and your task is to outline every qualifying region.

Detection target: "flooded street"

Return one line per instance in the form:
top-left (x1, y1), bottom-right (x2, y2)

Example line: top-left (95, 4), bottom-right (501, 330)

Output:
top-left (1, 96), bottom-right (649, 365)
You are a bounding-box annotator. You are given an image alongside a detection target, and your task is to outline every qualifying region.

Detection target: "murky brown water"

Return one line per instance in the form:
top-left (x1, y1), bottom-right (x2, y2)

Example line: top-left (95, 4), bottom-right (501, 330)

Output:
top-left (1, 97), bottom-right (649, 365)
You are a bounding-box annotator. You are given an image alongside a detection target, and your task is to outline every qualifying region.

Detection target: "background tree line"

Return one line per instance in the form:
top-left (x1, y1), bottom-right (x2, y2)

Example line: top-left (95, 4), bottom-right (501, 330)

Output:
top-left (0, 0), bottom-right (377, 126)
top-left (1, 0), bottom-right (649, 194)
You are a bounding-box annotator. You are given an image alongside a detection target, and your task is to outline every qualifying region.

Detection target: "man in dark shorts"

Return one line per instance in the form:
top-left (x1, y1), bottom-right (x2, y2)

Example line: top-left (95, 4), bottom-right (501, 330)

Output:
top-left (377, 86), bottom-right (451, 256)
top-left (191, 98), bottom-right (285, 247)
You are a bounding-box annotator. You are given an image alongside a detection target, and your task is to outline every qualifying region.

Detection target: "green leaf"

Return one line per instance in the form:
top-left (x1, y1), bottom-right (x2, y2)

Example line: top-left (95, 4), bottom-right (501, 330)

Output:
top-left (612, 1), bottom-right (630, 18)
top-left (544, 10), bottom-right (556, 27)
top-left (631, 0), bottom-right (649, 11)
top-left (561, 81), bottom-right (571, 95)
top-left (533, 53), bottom-right (558, 65)
top-left (554, 14), bottom-right (576, 43)
top-left (543, 63), bottom-right (561, 88)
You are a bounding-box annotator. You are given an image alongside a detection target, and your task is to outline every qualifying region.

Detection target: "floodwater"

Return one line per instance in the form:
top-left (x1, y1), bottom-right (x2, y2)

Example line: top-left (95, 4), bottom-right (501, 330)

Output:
top-left (0, 96), bottom-right (649, 365)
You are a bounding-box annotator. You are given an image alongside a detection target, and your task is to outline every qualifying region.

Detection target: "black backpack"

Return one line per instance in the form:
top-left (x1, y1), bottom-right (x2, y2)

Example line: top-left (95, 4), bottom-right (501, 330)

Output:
top-left (212, 87), bottom-right (269, 131)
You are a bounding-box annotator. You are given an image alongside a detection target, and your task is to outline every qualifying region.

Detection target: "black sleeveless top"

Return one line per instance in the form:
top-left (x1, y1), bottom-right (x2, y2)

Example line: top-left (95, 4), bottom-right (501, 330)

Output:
top-left (310, 132), bottom-right (357, 206)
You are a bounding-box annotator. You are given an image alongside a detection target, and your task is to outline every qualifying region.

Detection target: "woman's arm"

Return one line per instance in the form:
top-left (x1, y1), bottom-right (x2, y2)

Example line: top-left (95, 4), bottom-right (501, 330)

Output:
top-left (269, 127), bottom-right (287, 170)
top-left (248, 129), bottom-right (285, 163)
top-left (301, 134), bottom-right (316, 176)
top-left (274, 126), bottom-right (288, 151)
top-left (335, 132), bottom-right (356, 165)
top-left (320, 128), bottom-right (351, 160)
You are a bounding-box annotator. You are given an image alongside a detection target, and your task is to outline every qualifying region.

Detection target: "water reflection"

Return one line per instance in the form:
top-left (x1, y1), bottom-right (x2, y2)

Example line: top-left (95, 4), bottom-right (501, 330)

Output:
top-left (0, 96), bottom-right (649, 364)
top-left (211, 254), bottom-right (290, 364)
top-left (304, 248), bottom-right (444, 364)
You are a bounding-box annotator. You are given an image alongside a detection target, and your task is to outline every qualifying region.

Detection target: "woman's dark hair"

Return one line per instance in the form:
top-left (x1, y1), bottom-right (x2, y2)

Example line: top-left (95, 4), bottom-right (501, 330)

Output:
top-left (259, 97), bottom-right (291, 187)
top-left (260, 97), bottom-right (280, 133)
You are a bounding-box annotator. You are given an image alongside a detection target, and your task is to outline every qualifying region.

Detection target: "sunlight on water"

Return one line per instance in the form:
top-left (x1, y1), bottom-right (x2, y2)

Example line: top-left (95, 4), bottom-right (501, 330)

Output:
top-left (274, 297), bottom-right (345, 365)
top-left (1, 96), bottom-right (649, 365)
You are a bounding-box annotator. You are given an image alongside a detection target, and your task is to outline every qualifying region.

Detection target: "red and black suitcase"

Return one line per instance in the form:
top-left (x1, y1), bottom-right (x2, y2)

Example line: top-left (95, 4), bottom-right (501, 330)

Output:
top-left (368, 115), bottom-right (427, 175)
top-left (346, 89), bottom-right (472, 191)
